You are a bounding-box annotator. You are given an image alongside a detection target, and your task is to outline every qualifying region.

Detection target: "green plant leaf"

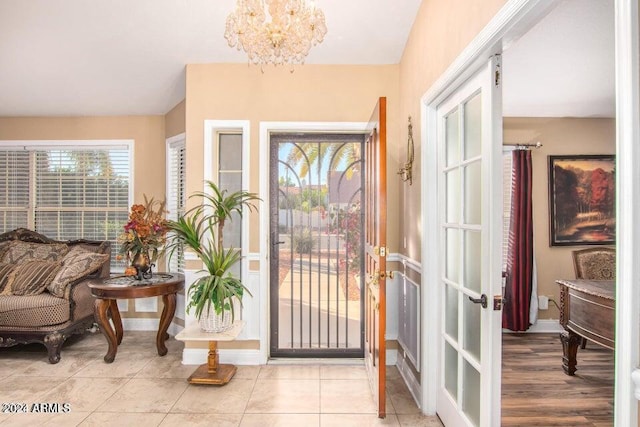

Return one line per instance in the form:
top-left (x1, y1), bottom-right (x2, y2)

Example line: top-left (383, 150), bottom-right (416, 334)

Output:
top-left (168, 180), bottom-right (259, 321)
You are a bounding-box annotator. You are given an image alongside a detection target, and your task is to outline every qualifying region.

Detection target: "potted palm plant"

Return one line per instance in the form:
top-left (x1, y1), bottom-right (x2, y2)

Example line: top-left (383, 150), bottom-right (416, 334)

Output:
top-left (166, 181), bottom-right (260, 332)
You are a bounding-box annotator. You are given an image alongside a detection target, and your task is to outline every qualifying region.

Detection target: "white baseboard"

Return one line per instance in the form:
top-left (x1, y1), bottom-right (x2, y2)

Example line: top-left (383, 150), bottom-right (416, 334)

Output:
top-left (503, 319), bottom-right (563, 334)
top-left (122, 318), bottom-right (159, 331)
top-left (397, 354), bottom-right (421, 409)
top-left (181, 348), bottom-right (265, 366)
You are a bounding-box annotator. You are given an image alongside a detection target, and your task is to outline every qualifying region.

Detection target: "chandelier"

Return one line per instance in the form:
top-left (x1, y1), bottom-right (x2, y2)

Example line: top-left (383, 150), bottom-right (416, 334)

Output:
top-left (224, 0), bottom-right (327, 69)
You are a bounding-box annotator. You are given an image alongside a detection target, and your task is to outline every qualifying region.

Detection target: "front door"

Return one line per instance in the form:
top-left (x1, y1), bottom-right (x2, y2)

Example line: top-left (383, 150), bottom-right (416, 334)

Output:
top-left (269, 133), bottom-right (365, 357)
top-left (364, 97), bottom-right (387, 418)
top-left (435, 56), bottom-right (503, 426)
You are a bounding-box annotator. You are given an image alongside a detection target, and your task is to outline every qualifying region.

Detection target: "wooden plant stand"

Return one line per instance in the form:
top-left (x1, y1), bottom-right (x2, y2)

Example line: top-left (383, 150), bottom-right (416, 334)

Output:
top-left (175, 320), bottom-right (245, 385)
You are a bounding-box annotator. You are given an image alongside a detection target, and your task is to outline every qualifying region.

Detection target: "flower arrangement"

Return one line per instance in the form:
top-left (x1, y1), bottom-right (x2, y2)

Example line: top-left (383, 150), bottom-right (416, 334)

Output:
top-left (117, 196), bottom-right (168, 268)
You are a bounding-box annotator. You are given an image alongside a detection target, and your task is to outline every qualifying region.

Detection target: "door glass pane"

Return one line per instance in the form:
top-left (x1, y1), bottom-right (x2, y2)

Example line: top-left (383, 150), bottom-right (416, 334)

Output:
top-left (444, 341), bottom-right (458, 399)
top-left (446, 169), bottom-right (460, 223)
top-left (445, 108), bottom-right (460, 167)
top-left (223, 211), bottom-right (242, 248)
top-left (446, 228), bottom-right (460, 283)
top-left (445, 284), bottom-right (459, 340)
top-left (464, 161), bottom-right (482, 225)
top-left (464, 92), bottom-right (482, 160)
top-left (219, 172), bottom-right (242, 193)
top-left (464, 230), bottom-right (482, 293)
top-left (463, 295), bottom-right (481, 361)
top-left (462, 360), bottom-right (481, 426)
top-left (219, 133), bottom-right (243, 170)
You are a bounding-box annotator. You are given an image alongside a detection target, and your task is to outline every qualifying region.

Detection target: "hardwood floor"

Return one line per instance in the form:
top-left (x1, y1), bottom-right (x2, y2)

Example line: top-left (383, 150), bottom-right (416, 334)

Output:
top-left (502, 333), bottom-right (614, 426)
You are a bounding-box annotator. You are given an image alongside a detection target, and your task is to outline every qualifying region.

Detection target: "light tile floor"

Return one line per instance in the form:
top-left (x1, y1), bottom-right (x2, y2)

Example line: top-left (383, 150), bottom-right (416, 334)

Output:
top-left (0, 331), bottom-right (443, 427)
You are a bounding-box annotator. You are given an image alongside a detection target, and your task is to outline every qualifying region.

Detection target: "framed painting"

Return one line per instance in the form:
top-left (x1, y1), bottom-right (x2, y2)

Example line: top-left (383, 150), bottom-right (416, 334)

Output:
top-left (548, 154), bottom-right (615, 246)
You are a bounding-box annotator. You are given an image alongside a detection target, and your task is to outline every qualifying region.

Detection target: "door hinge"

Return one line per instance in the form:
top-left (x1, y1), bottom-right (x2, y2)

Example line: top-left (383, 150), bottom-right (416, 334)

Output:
top-left (493, 53), bottom-right (502, 87)
top-left (374, 246), bottom-right (387, 257)
top-left (493, 295), bottom-right (504, 311)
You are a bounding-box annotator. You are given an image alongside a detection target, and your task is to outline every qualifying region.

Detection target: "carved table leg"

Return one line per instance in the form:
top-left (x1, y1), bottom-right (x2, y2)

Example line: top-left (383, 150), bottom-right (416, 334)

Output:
top-left (94, 298), bottom-right (118, 363)
top-left (156, 293), bottom-right (176, 356)
top-left (560, 331), bottom-right (582, 375)
top-left (109, 299), bottom-right (123, 345)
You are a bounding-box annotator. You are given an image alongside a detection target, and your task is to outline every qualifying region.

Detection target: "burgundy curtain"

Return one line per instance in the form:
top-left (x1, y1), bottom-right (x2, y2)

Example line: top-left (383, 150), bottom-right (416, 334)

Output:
top-left (503, 150), bottom-right (534, 331)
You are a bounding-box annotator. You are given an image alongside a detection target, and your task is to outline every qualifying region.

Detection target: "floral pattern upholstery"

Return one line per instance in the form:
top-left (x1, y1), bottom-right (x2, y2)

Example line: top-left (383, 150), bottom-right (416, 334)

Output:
top-left (572, 248), bottom-right (616, 280)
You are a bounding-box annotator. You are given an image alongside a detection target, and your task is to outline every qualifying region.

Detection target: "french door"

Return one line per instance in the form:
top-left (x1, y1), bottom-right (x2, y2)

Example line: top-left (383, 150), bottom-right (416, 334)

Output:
top-left (435, 56), bottom-right (503, 426)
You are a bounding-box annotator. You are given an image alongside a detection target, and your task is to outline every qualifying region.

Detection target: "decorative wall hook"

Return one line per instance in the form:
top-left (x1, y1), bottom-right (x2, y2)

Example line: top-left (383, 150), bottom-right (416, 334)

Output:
top-left (398, 115), bottom-right (415, 185)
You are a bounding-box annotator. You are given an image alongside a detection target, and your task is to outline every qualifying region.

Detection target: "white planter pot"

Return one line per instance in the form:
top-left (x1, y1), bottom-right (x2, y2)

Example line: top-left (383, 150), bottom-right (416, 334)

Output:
top-left (198, 298), bottom-right (240, 333)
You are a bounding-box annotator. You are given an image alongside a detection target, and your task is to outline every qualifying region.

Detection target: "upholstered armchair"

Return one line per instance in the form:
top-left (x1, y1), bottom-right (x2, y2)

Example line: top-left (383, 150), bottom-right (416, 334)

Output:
top-left (572, 247), bottom-right (616, 281)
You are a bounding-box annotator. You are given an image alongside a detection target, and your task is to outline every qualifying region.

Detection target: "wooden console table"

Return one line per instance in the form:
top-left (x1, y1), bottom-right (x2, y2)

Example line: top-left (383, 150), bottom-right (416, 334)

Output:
top-left (88, 273), bottom-right (184, 363)
top-left (556, 279), bottom-right (615, 375)
top-left (175, 320), bottom-right (245, 385)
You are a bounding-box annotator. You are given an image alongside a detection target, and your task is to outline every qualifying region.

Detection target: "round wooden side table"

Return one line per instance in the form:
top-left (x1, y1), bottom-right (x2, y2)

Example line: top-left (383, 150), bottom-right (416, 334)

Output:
top-left (88, 273), bottom-right (185, 363)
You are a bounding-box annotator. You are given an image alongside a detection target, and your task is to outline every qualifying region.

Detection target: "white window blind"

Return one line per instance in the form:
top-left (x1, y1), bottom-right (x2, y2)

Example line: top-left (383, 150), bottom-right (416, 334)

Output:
top-left (166, 139), bottom-right (186, 273)
top-left (502, 150), bottom-right (514, 273)
top-left (0, 143), bottom-right (131, 268)
top-left (0, 150), bottom-right (30, 231)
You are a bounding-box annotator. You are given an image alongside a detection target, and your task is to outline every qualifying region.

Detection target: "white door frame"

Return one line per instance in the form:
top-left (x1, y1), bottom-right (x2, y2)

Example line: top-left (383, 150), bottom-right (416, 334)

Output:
top-left (421, 0), bottom-right (639, 424)
top-left (615, 0), bottom-right (640, 425)
top-left (258, 121), bottom-right (368, 363)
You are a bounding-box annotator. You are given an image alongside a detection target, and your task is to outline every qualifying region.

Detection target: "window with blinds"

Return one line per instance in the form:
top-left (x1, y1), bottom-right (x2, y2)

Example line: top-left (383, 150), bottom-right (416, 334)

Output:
top-left (166, 138), bottom-right (186, 273)
top-left (0, 143), bottom-right (131, 269)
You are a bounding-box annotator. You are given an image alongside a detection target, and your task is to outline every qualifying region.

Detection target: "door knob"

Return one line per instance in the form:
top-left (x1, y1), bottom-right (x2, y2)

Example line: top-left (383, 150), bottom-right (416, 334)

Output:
top-left (468, 294), bottom-right (488, 309)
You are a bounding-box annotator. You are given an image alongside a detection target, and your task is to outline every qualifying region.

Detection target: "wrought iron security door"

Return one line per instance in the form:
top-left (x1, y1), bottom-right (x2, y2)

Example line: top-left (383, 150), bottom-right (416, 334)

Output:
top-left (270, 133), bottom-right (365, 357)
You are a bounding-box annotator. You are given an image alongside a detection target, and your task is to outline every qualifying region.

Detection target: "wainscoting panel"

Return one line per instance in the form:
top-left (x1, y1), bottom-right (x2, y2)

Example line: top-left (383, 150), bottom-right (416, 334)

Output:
top-left (134, 296), bottom-right (158, 313)
top-left (399, 274), bottom-right (420, 371)
top-left (389, 253), bottom-right (422, 372)
top-left (237, 269), bottom-right (260, 340)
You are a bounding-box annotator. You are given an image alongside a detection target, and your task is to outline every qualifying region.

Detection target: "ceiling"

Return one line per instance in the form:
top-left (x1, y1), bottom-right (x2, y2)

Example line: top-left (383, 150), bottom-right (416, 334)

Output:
top-left (0, 0), bottom-right (614, 118)
top-left (0, 0), bottom-right (422, 116)
top-left (502, 0), bottom-right (615, 118)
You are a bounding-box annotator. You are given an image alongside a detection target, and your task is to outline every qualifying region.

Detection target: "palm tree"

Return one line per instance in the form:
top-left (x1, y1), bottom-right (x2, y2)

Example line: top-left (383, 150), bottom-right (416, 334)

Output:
top-left (285, 141), bottom-right (361, 181)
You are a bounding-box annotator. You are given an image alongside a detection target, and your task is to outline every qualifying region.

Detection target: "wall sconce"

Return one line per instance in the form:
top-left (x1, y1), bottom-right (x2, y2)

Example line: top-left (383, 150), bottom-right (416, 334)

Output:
top-left (398, 116), bottom-right (415, 185)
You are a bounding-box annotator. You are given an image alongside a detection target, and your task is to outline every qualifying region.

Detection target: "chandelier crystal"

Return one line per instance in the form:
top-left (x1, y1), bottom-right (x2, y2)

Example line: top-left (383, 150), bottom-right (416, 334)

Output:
top-left (224, 0), bottom-right (327, 69)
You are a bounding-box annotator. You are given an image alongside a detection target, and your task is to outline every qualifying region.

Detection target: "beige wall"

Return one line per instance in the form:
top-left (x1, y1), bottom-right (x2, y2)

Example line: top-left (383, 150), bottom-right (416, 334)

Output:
top-left (398, 0), bottom-right (509, 261)
top-left (184, 63), bottom-right (401, 255)
top-left (165, 100), bottom-right (186, 138)
top-left (0, 116), bottom-right (166, 203)
top-left (504, 117), bottom-right (616, 320)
